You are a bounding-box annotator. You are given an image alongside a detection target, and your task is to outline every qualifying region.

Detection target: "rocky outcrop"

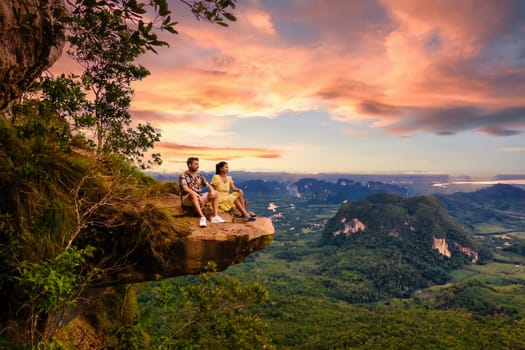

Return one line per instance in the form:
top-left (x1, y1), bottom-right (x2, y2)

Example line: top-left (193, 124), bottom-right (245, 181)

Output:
top-left (432, 236), bottom-right (478, 263)
top-left (57, 193), bottom-right (274, 348)
top-left (332, 217), bottom-right (366, 237)
top-left (96, 193), bottom-right (275, 286)
top-left (432, 237), bottom-right (451, 257)
top-left (110, 216), bottom-right (274, 285)
top-left (0, 0), bottom-right (274, 281)
top-left (0, 0), bottom-right (65, 111)
top-left (453, 242), bottom-right (479, 263)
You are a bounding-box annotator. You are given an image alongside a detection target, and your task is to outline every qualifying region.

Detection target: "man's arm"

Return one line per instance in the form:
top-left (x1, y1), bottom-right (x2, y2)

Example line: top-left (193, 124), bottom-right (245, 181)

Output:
top-left (197, 174), bottom-right (214, 195)
top-left (181, 183), bottom-right (199, 196)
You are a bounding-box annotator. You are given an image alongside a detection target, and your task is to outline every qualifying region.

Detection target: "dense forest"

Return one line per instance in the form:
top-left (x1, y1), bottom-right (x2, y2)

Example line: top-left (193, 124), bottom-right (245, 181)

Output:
top-left (136, 187), bottom-right (525, 349)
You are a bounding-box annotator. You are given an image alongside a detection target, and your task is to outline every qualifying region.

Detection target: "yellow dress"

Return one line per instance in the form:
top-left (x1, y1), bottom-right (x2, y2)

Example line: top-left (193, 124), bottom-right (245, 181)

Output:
top-left (211, 174), bottom-right (240, 211)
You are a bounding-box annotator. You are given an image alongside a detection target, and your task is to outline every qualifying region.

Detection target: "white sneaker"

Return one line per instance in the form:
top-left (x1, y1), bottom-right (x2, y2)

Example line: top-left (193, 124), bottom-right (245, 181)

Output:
top-left (211, 215), bottom-right (226, 223)
top-left (199, 216), bottom-right (207, 227)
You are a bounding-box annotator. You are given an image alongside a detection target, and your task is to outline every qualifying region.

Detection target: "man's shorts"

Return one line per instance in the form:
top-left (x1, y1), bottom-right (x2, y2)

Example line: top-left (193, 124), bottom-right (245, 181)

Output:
top-left (181, 192), bottom-right (210, 207)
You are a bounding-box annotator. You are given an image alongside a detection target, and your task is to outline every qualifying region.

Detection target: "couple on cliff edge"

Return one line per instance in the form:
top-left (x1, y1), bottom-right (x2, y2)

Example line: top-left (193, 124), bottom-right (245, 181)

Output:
top-left (179, 157), bottom-right (256, 227)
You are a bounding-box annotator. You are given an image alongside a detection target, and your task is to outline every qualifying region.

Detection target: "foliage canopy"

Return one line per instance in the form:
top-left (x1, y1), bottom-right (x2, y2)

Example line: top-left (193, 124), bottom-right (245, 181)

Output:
top-left (0, 0), bottom-right (238, 347)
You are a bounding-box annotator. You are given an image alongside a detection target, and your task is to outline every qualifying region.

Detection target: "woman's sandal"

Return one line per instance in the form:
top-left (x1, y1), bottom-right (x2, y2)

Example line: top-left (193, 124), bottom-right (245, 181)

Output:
top-left (243, 216), bottom-right (256, 222)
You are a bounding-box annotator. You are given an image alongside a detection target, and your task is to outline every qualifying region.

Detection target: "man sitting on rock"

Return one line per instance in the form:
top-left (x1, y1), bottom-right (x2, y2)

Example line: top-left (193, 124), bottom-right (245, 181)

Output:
top-left (179, 157), bottom-right (225, 227)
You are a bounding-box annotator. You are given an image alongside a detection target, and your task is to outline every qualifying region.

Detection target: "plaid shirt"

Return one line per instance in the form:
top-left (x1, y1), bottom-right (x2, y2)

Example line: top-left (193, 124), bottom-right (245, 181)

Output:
top-left (179, 171), bottom-right (208, 195)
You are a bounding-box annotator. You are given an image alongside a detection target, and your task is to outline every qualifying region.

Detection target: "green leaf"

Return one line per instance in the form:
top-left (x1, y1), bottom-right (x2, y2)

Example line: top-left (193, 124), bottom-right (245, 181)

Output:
top-left (223, 12), bottom-right (237, 21)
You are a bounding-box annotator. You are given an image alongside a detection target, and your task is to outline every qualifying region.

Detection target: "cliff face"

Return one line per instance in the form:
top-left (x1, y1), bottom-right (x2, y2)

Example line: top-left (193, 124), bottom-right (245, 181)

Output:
top-left (51, 193), bottom-right (274, 349)
top-left (0, 0), bottom-right (65, 111)
top-left (0, 0), bottom-right (272, 280)
top-left (431, 237), bottom-right (479, 263)
top-left (0, 3), bottom-right (275, 346)
top-left (332, 217), bottom-right (366, 237)
top-left (109, 202), bottom-right (274, 285)
top-left (94, 193), bottom-right (274, 286)
top-left (432, 237), bottom-right (451, 258)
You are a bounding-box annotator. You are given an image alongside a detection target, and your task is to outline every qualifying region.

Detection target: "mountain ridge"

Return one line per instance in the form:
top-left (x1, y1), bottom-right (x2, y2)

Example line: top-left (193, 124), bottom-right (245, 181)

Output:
top-left (435, 183), bottom-right (525, 233)
top-left (316, 193), bottom-right (481, 300)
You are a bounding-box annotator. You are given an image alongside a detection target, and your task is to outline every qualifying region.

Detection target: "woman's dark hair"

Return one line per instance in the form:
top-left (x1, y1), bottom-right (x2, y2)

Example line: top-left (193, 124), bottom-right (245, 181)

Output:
top-left (215, 161), bottom-right (228, 174)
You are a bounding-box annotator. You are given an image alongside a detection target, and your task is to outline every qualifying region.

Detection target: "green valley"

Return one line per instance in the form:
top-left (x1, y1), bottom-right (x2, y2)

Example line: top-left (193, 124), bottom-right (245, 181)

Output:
top-left (139, 187), bottom-right (525, 349)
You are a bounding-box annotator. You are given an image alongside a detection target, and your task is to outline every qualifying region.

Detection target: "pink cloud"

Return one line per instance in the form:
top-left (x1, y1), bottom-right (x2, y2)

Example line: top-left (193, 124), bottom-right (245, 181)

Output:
top-left (53, 0), bottom-right (525, 139)
top-left (131, 110), bottom-right (195, 124)
top-left (476, 127), bottom-right (522, 137)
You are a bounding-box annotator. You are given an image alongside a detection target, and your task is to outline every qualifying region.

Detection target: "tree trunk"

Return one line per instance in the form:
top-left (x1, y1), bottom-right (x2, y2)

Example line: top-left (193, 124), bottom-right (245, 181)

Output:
top-left (0, 0), bottom-right (66, 112)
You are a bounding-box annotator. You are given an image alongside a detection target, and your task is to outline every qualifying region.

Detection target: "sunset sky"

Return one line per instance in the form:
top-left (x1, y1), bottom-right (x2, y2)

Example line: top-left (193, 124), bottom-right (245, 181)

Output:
top-left (54, 0), bottom-right (525, 176)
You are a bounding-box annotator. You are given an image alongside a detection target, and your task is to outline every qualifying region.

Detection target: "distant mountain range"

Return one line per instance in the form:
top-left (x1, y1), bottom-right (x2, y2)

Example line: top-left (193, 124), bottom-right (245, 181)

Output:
top-left (150, 171), bottom-right (525, 197)
top-left (436, 183), bottom-right (525, 211)
top-left (435, 184), bottom-right (525, 232)
top-left (149, 171), bottom-right (452, 184)
top-left (237, 177), bottom-right (408, 203)
top-left (152, 173), bottom-right (408, 201)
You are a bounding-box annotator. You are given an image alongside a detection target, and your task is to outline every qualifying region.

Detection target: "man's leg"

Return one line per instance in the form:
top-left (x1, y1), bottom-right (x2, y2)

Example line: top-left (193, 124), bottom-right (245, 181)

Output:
top-left (209, 192), bottom-right (220, 217)
top-left (204, 193), bottom-right (225, 223)
top-left (183, 193), bottom-right (205, 218)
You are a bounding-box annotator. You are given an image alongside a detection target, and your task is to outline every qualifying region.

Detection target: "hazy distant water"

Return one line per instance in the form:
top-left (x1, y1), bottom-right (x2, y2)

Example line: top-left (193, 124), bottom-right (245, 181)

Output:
top-left (433, 179), bottom-right (525, 188)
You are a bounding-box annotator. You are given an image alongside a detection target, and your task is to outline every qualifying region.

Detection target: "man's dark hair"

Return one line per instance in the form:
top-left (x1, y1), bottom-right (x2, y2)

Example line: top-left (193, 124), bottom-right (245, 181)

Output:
top-left (187, 157), bottom-right (199, 166)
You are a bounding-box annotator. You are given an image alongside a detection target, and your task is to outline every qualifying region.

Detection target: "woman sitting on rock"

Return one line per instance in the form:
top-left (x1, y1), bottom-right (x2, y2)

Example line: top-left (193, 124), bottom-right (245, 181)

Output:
top-left (211, 161), bottom-right (256, 221)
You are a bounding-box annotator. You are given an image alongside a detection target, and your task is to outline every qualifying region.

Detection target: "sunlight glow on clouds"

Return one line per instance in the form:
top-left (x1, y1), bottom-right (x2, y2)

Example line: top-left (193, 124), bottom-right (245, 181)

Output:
top-left (137, 0), bottom-right (525, 136)
top-left (53, 0), bottom-right (525, 174)
top-left (157, 142), bottom-right (281, 161)
top-left (245, 9), bottom-right (276, 35)
top-left (499, 146), bottom-right (525, 152)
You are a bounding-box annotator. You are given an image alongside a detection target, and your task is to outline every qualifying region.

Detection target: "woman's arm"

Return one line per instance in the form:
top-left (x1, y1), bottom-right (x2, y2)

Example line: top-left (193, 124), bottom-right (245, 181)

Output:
top-left (229, 177), bottom-right (243, 194)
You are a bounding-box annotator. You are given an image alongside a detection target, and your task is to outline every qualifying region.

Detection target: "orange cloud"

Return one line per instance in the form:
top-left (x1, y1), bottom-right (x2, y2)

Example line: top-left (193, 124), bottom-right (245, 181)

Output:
top-left (156, 142), bottom-right (281, 161)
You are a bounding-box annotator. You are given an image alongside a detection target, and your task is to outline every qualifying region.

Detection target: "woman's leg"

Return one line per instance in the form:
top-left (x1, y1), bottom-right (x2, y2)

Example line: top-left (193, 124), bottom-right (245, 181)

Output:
top-left (236, 194), bottom-right (256, 217)
top-left (234, 196), bottom-right (251, 217)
